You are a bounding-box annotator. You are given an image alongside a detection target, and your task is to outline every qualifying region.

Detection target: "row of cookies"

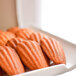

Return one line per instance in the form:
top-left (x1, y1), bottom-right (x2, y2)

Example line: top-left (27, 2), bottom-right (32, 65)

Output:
top-left (0, 27), bottom-right (66, 75)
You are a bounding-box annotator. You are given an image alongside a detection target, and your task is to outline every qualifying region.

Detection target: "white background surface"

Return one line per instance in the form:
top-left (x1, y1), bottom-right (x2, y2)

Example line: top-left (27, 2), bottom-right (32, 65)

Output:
top-left (58, 69), bottom-right (76, 76)
top-left (41, 0), bottom-right (76, 44)
top-left (16, 0), bottom-right (41, 28)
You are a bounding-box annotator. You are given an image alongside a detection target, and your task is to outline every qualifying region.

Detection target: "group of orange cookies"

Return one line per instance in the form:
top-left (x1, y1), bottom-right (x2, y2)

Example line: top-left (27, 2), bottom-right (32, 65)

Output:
top-left (0, 27), bottom-right (66, 76)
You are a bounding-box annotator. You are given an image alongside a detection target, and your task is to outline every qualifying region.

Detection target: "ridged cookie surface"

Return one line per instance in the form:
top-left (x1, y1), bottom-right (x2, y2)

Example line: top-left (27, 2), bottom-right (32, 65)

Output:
top-left (6, 38), bottom-right (24, 49)
top-left (0, 32), bottom-right (15, 45)
top-left (16, 40), bottom-right (48, 70)
top-left (30, 32), bottom-right (45, 43)
top-left (0, 46), bottom-right (24, 75)
top-left (15, 28), bottom-right (34, 40)
top-left (41, 37), bottom-right (66, 64)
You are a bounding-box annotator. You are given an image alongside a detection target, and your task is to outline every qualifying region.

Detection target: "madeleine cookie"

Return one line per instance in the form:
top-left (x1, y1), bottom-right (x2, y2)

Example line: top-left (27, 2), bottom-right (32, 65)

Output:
top-left (6, 37), bottom-right (24, 49)
top-left (15, 28), bottom-right (34, 40)
top-left (0, 32), bottom-right (15, 45)
top-left (7, 27), bottom-right (20, 34)
top-left (23, 28), bottom-right (34, 35)
top-left (30, 32), bottom-right (46, 43)
top-left (0, 46), bottom-right (24, 75)
top-left (16, 40), bottom-right (48, 70)
top-left (41, 37), bottom-right (66, 64)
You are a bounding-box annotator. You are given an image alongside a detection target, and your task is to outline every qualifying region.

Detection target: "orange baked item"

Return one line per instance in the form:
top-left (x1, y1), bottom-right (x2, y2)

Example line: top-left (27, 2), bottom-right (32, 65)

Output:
top-left (5, 32), bottom-right (16, 39)
top-left (6, 37), bottom-right (24, 49)
top-left (15, 28), bottom-right (34, 40)
top-left (40, 37), bottom-right (66, 64)
top-left (30, 32), bottom-right (46, 43)
top-left (16, 40), bottom-right (48, 70)
top-left (23, 28), bottom-right (34, 35)
top-left (7, 27), bottom-right (20, 34)
top-left (0, 32), bottom-right (15, 46)
top-left (0, 46), bottom-right (25, 75)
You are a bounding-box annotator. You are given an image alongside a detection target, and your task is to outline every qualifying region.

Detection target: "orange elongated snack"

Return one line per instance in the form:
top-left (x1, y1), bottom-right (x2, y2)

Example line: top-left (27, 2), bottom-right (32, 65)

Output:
top-left (30, 32), bottom-right (46, 43)
top-left (6, 37), bottom-right (24, 49)
top-left (23, 28), bottom-right (34, 35)
top-left (16, 40), bottom-right (48, 70)
top-left (7, 27), bottom-right (20, 34)
top-left (40, 37), bottom-right (66, 64)
top-left (15, 28), bottom-right (34, 40)
top-left (5, 32), bottom-right (16, 39)
top-left (0, 32), bottom-right (15, 46)
top-left (0, 46), bottom-right (25, 75)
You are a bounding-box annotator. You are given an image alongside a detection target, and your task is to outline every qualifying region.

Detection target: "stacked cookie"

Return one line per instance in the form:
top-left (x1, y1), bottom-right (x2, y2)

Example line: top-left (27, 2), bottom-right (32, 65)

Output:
top-left (0, 27), bottom-right (66, 75)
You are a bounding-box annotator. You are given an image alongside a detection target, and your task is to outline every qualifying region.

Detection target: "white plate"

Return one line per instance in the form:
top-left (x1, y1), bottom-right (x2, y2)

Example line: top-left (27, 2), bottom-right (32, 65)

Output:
top-left (14, 27), bottom-right (76, 76)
